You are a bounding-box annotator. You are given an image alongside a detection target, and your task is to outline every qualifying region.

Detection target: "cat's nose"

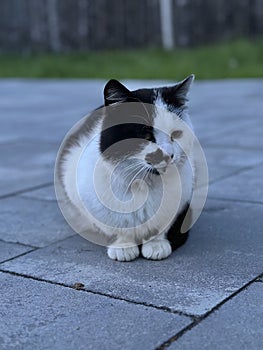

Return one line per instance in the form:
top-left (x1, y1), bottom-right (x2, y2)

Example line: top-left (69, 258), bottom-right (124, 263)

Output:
top-left (162, 153), bottom-right (174, 165)
top-left (160, 143), bottom-right (174, 161)
top-left (162, 151), bottom-right (174, 161)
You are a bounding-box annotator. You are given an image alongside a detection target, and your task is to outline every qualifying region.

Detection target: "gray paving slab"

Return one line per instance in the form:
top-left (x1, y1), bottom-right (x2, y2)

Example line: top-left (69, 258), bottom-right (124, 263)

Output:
top-left (209, 163), bottom-right (263, 203)
top-left (0, 241), bottom-right (33, 263)
top-left (193, 105), bottom-right (261, 145)
top-left (202, 145), bottom-right (263, 183)
top-left (0, 109), bottom-right (85, 144)
top-left (189, 80), bottom-right (263, 144)
top-left (0, 79), bottom-right (103, 143)
top-left (0, 141), bottom-right (56, 196)
top-left (21, 185), bottom-right (57, 202)
top-left (0, 196), bottom-right (74, 247)
top-left (1, 79), bottom-right (263, 349)
top-left (0, 272), bottom-right (191, 350)
top-left (169, 282), bottom-right (263, 350)
top-left (1, 199), bottom-right (262, 316)
top-left (204, 119), bottom-right (263, 149)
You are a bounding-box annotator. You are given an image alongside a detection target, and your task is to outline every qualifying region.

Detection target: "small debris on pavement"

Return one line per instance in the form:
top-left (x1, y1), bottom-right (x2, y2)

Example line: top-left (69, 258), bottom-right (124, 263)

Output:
top-left (72, 282), bottom-right (85, 290)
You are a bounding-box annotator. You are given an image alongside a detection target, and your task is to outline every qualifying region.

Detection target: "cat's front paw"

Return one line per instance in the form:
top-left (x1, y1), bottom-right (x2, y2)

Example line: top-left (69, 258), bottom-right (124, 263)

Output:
top-left (107, 246), bottom-right (140, 262)
top-left (142, 239), bottom-right (172, 260)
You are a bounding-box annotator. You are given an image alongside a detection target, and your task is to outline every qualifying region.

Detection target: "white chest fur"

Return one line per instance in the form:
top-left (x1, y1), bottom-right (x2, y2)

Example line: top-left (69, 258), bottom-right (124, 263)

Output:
top-left (73, 134), bottom-right (194, 245)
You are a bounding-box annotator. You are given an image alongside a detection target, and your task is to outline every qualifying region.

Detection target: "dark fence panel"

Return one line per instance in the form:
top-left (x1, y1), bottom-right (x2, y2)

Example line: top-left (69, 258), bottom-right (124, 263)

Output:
top-left (0, 0), bottom-right (262, 53)
top-left (172, 0), bottom-right (263, 46)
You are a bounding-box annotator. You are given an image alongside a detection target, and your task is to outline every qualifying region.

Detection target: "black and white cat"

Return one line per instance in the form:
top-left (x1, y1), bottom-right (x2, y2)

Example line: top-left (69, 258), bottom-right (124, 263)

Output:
top-left (55, 75), bottom-right (196, 261)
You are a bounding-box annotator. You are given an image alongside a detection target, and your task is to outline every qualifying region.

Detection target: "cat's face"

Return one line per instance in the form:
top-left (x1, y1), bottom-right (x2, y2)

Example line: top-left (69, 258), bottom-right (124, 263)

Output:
top-left (100, 76), bottom-right (194, 174)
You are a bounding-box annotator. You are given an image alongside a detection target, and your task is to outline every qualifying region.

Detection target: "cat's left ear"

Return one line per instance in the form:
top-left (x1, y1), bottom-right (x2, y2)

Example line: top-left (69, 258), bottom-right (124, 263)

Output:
top-left (104, 79), bottom-right (131, 106)
top-left (165, 74), bottom-right (195, 106)
top-left (175, 74), bottom-right (195, 98)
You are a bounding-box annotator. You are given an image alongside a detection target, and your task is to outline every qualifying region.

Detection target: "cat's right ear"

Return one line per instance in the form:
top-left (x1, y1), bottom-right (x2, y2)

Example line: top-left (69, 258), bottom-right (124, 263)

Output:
top-left (104, 79), bottom-right (131, 106)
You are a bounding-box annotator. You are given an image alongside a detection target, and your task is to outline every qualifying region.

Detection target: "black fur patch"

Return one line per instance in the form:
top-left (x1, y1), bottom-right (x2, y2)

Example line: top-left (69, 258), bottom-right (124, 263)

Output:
top-left (160, 75), bottom-right (194, 110)
top-left (167, 203), bottom-right (191, 250)
top-left (100, 122), bottom-right (155, 160)
top-left (101, 81), bottom-right (157, 161)
top-left (132, 88), bottom-right (156, 104)
top-left (104, 80), bottom-right (155, 106)
top-left (161, 86), bottom-right (187, 109)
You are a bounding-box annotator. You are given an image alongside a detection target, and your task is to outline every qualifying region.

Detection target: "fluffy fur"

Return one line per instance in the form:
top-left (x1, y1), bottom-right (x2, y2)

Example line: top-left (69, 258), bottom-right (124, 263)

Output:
top-left (55, 75), bottom-right (195, 261)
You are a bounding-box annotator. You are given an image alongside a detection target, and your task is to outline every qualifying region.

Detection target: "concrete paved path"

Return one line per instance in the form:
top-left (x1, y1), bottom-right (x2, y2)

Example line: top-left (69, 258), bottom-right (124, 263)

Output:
top-left (0, 79), bottom-right (262, 349)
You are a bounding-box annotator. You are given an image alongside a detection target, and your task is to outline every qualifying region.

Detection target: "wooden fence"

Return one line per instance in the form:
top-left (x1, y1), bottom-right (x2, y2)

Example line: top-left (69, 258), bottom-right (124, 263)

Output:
top-left (0, 0), bottom-right (262, 53)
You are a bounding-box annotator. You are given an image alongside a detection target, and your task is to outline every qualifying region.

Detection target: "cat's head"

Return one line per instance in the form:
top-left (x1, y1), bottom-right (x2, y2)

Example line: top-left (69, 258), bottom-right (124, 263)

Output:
top-left (100, 75), bottom-right (194, 174)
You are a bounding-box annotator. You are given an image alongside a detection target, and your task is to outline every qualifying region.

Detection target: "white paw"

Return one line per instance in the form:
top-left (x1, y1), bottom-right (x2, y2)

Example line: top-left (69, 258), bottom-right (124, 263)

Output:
top-left (142, 239), bottom-right (172, 260)
top-left (107, 246), bottom-right (139, 262)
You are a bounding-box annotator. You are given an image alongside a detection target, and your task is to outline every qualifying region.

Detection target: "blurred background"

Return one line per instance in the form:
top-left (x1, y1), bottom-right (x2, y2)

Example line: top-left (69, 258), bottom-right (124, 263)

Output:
top-left (0, 0), bottom-right (262, 79)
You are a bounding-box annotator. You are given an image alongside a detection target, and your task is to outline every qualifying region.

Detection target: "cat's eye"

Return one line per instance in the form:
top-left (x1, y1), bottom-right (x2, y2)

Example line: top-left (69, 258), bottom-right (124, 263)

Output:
top-left (145, 133), bottom-right (152, 141)
top-left (143, 126), bottom-right (153, 141)
top-left (171, 130), bottom-right (183, 140)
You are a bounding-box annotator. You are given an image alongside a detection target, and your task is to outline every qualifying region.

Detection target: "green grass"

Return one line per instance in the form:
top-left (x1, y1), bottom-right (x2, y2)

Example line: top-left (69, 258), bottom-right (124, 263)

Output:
top-left (0, 39), bottom-right (262, 80)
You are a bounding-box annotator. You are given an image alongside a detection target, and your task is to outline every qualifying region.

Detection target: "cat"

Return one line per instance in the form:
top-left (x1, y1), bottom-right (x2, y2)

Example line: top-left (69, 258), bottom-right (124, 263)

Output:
top-left (55, 75), bottom-right (196, 261)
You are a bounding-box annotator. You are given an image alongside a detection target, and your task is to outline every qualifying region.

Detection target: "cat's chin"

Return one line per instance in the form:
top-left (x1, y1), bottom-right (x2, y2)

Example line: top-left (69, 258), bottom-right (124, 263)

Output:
top-left (147, 163), bottom-right (168, 176)
top-left (150, 165), bottom-right (170, 175)
top-left (149, 168), bottom-right (160, 176)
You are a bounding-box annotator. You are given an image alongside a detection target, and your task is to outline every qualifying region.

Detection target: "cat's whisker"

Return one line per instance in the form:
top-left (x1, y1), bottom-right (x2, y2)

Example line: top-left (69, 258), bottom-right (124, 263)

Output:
top-left (120, 160), bottom-right (144, 171)
top-left (122, 162), bottom-right (143, 173)
top-left (123, 166), bottom-right (147, 196)
top-left (120, 160), bottom-right (145, 174)
top-left (123, 165), bottom-right (145, 188)
top-left (112, 162), bottom-right (145, 193)
top-left (119, 165), bottom-right (145, 194)
top-left (134, 164), bottom-right (151, 192)
top-left (138, 167), bottom-right (150, 192)
top-left (112, 160), bottom-right (142, 179)
top-left (117, 162), bottom-right (144, 184)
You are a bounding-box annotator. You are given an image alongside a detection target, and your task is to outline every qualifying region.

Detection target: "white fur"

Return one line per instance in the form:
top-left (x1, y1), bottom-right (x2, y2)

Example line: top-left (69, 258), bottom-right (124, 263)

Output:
top-left (142, 238), bottom-right (172, 260)
top-left (108, 246), bottom-right (140, 261)
top-left (57, 95), bottom-right (195, 262)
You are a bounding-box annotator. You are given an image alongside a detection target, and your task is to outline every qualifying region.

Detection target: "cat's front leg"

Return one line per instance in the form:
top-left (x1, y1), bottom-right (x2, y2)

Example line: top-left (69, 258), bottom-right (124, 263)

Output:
top-left (141, 233), bottom-right (172, 260)
top-left (107, 245), bottom-right (140, 262)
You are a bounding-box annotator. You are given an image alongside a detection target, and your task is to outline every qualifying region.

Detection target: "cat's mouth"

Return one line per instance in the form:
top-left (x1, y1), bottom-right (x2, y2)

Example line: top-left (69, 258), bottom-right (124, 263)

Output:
top-left (147, 162), bottom-right (169, 176)
top-left (149, 167), bottom-right (160, 176)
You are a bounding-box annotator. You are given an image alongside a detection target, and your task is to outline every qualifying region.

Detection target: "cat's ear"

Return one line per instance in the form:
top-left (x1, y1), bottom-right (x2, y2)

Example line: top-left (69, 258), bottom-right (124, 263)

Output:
top-left (175, 74), bottom-right (195, 98)
top-left (104, 79), bottom-right (131, 106)
top-left (164, 74), bottom-right (195, 106)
